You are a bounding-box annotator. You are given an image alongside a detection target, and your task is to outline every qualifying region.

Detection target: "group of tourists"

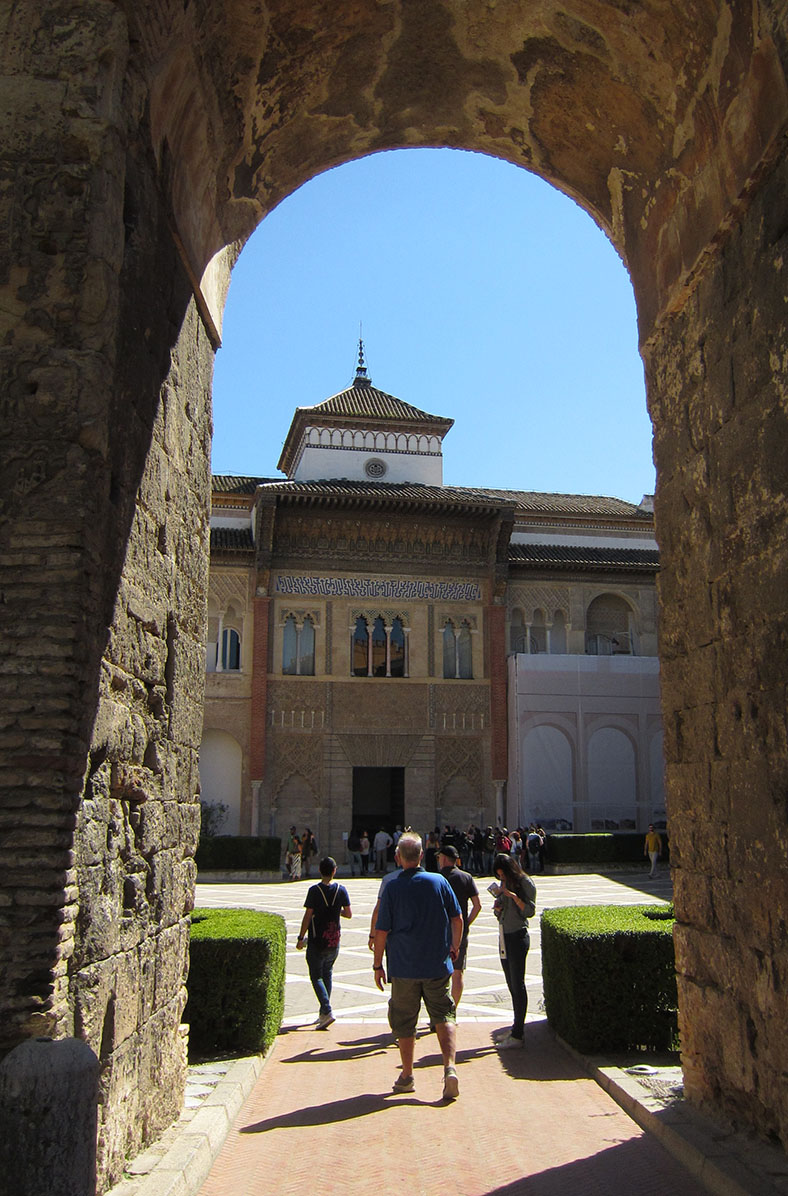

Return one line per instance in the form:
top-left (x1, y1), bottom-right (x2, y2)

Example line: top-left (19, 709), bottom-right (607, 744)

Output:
top-left (345, 825), bottom-right (405, 874)
top-left (419, 822), bottom-right (547, 875)
top-left (284, 826), bottom-right (319, 881)
top-left (297, 829), bottom-right (537, 1099)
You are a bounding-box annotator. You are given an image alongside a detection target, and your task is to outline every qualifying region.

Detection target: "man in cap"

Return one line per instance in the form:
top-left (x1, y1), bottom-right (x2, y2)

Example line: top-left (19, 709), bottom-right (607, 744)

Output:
top-left (438, 844), bottom-right (481, 1010)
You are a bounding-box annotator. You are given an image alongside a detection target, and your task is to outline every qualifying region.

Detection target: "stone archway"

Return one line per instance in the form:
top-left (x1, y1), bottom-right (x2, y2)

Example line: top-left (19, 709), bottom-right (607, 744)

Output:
top-left (3, 1), bottom-right (788, 1186)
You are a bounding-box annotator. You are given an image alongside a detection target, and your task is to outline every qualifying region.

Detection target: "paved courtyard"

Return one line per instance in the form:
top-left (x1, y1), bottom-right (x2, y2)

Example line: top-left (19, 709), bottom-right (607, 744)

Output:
top-left (195, 867), bottom-right (673, 1029)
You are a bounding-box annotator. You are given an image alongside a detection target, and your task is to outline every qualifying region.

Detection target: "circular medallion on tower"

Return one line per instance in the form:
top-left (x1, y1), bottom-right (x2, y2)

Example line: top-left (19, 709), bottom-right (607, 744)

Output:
top-left (365, 457), bottom-right (387, 479)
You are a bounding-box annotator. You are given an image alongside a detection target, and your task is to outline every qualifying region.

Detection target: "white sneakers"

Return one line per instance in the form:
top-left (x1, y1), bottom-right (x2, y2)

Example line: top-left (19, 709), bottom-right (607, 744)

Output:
top-left (497, 1034), bottom-right (524, 1049)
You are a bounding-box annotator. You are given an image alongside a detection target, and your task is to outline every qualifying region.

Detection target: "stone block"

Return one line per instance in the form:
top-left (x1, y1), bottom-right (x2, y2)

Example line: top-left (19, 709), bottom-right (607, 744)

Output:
top-left (0, 1037), bottom-right (99, 1196)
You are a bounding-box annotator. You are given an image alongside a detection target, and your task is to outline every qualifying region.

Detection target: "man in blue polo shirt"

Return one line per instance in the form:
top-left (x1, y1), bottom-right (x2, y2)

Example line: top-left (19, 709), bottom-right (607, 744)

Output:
top-left (373, 831), bottom-right (463, 1100)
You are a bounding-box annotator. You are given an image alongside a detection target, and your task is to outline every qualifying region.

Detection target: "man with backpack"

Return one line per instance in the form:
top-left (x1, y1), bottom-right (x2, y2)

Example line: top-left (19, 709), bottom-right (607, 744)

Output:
top-left (296, 856), bottom-right (352, 1028)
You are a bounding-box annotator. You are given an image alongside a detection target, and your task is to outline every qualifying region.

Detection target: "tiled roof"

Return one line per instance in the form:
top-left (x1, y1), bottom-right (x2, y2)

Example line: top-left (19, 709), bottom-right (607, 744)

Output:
top-left (482, 488), bottom-right (653, 520)
top-left (211, 475), bottom-right (273, 495)
top-left (210, 527), bottom-right (254, 552)
top-left (211, 472), bottom-right (654, 525)
top-left (302, 379), bottom-right (453, 429)
top-left (509, 543), bottom-right (660, 571)
top-left (255, 479), bottom-right (516, 513)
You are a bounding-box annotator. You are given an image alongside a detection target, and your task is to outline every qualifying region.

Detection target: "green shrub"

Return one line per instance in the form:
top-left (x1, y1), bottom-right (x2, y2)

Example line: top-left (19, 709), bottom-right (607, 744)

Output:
top-left (541, 904), bottom-right (678, 1053)
top-left (185, 908), bottom-right (286, 1055)
top-left (195, 835), bottom-right (282, 872)
top-left (545, 832), bottom-right (670, 865)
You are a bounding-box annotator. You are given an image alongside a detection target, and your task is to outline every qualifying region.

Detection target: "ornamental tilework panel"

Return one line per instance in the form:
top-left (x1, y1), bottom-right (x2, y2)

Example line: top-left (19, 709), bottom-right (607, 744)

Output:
top-left (275, 574), bottom-right (481, 601)
top-left (268, 734), bottom-right (323, 799)
top-left (331, 682), bottom-right (429, 733)
top-left (435, 737), bottom-right (483, 801)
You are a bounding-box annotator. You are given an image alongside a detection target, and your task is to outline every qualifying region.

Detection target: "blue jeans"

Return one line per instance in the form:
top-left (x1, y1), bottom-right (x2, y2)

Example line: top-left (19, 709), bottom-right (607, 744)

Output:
top-left (500, 928), bottom-right (530, 1039)
top-left (306, 944), bottom-right (339, 1016)
top-left (349, 850), bottom-right (361, 876)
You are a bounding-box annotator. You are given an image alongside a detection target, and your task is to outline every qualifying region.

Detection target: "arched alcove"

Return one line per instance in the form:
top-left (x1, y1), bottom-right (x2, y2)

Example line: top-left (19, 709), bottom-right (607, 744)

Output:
top-left (199, 730), bottom-right (243, 835)
top-left (521, 724), bottom-right (574, 830)
top-left (587, 726), bottom-right (637, 829)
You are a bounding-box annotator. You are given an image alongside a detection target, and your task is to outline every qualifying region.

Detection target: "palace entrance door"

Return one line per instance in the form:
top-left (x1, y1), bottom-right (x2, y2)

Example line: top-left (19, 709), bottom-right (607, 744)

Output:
top-left (352, 767), bottom-right (405, 839)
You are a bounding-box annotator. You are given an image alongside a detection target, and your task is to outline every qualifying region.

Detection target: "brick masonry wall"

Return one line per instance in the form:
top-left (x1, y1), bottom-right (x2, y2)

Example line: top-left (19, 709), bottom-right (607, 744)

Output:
top-left (646, 145), bottom-right (788, 1150)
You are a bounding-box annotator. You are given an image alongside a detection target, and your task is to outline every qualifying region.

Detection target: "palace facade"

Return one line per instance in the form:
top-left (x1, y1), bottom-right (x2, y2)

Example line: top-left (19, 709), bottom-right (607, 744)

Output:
top-left (201, 353), bottom-right (663, 856)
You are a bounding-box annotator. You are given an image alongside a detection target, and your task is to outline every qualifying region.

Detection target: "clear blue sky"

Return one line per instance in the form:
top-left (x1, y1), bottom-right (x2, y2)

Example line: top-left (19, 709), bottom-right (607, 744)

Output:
top-left (211, 148), bottom-right (655, 504)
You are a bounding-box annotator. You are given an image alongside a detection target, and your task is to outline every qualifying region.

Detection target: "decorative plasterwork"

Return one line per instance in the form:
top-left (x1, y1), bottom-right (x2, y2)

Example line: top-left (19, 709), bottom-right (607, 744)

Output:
top-left (435, 737), bottom-right (483, 798)
top-left (272, 511), bottom-right (492, 569)
top-left (437, 612), bottom-right (478, 630)
top-left (268, 734), bottom-right (322, 799)
top-left (208, 568), bottom-right (249, 614)
top-left (276, 605), bottom-right (321, 626)
top-left (335, 734), bottom-right (423, 767)
top-left (349, 607), bottom-right (409, 626)
top-left (508, 583), bottom-right (571, 621)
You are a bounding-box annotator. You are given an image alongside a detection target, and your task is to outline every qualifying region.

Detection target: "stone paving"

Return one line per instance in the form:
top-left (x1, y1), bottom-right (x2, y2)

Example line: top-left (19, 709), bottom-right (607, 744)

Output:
top-left (108, 867), bottom-right (788, 1196)
top-left (194, 866), bottom-right (674, 1032)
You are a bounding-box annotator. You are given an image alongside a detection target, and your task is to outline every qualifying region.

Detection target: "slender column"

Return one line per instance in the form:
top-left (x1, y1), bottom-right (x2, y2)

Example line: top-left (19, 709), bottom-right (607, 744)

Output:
top-left (525, 623), bottom-right (531, 654)
top-left (454, 628), bottom-right (461, 679)
top-left (384, 623), bottom-right (392, 677)
top-left (216, 611), bottom-right (224, 671)
top-left (294, 620), bottom-right (303, 676)
top-left (403, 627), bottom-right (410, 677)
top-left (367, 622), bottom-right (373, 676)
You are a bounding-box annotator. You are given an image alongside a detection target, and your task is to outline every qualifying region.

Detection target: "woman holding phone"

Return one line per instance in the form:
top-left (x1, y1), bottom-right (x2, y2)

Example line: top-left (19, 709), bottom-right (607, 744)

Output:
top-left (490, 852), bottom-right (537, 1048)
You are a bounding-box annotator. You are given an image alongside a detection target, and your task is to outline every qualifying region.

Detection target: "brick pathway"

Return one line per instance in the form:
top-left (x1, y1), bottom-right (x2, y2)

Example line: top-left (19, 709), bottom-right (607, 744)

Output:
top-left (194, 868), bottom-right (708, 1196)
top-left (196, 1018), bottom-right (707, 1196)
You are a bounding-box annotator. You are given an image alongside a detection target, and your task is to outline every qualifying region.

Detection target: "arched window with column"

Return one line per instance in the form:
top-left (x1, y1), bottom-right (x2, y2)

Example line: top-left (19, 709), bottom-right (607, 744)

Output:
top-left (443, 619), bottom-right (473, 679)
top-left (586, 593), bottom-right (636, 655)
top-left (282, 613), bottom-right (316, 675)
top-left (371, 615), bottom-right (387, 676)
top-left (283, 615), bottom-right (298, 674)
top-left (352, 616), bottom-right (369, 676)
top-left (221, 627), bottom-right (241, 671)
top-left (551, 610), bottom-right (567, 653)
top-left (299, 615), bottom-right (315, 675)
top-left (390, 617), bottom-right (406, 677)
top-left (351, 613), bottom-right (409, 677)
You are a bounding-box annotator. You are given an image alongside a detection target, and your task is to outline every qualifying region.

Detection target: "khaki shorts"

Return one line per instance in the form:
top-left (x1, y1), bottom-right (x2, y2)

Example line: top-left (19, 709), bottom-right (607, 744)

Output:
top-left (388, 976), bottom-right (456, 1039)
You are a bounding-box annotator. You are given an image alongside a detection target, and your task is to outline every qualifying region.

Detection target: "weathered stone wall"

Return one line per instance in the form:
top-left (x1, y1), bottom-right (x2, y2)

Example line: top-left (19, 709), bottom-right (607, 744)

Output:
top-left (0, 2), bottom-right (216, 1187)
top-left (646, 143), bottom-right (788, 1147)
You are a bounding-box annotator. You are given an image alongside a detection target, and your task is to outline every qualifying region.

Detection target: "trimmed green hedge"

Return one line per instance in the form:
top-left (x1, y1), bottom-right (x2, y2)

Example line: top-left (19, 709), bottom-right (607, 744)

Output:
top-left (541, 904), bottom-right (678, 1053)
top-left (546, 832), bottom-right (670, 865)
top-left (195, 835), bottom-right (282, 872)
top-left (185, 908), bottom-right (286, 1054)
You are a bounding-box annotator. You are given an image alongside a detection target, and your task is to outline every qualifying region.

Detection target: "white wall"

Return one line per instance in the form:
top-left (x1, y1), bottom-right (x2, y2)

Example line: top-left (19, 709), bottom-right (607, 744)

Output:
top-left (199, 729), bottom-right (243, 835)
top-left (508, 653), bottom-right (663, 832)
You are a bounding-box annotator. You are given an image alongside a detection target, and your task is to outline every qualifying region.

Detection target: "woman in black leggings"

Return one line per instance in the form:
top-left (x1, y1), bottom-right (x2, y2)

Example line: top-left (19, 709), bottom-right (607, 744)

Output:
top-left (492, 852), bottom-right (537, 1049)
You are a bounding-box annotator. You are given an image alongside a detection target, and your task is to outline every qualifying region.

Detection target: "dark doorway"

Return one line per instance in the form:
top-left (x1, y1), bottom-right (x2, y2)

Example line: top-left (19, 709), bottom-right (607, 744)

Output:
top-left (352, 767), bottom-right (405, 836)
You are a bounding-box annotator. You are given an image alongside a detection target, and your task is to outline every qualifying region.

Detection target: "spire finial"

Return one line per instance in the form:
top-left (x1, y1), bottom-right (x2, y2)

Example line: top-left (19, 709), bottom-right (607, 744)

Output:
top-left (353, 326), bottom-right (371, 386)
